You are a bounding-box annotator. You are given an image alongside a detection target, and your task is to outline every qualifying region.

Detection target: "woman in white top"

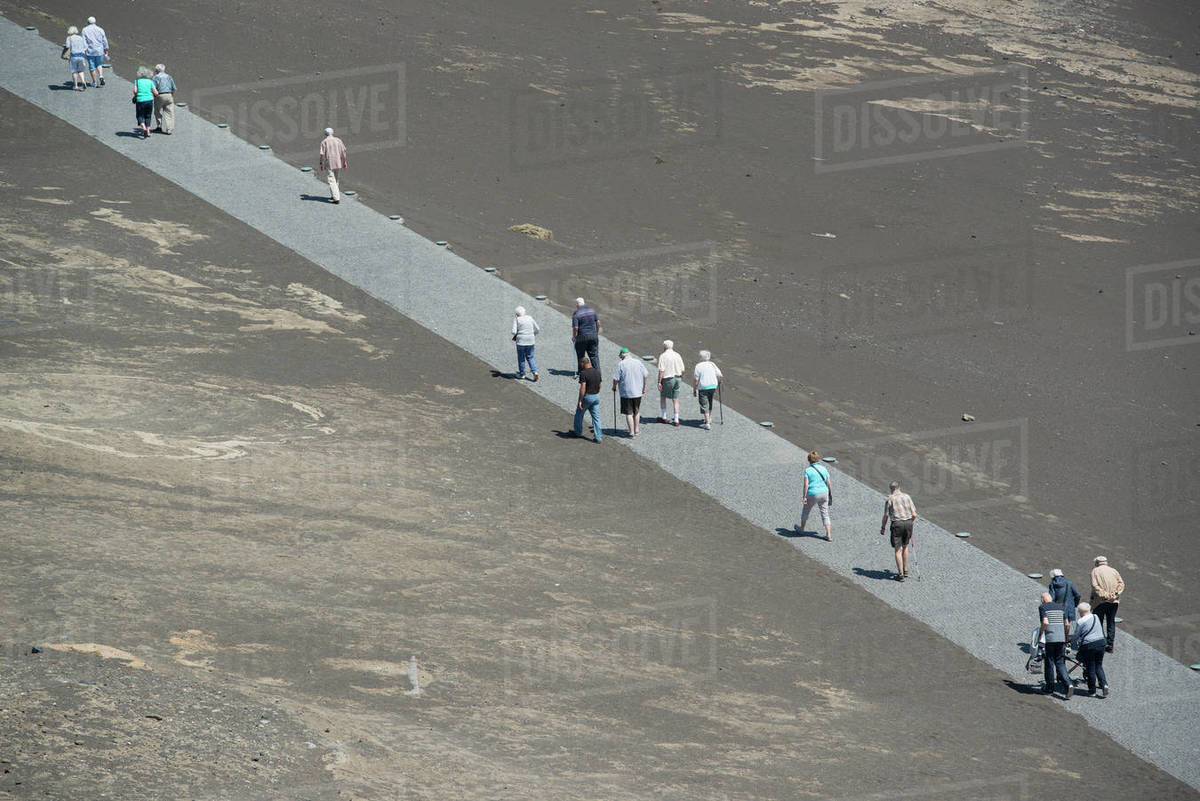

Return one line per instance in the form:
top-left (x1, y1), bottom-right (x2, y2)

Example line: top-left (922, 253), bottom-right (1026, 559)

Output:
top-left (511, 306), bottom-right (540, 381)
top-left (1072, 602), bottom-right (1109, 698)
top-left (63, 27), bottom-right (89, 91)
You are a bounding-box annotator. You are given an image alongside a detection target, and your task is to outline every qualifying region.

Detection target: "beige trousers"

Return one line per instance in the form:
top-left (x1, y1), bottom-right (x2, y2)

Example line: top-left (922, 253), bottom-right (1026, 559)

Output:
top-left (154, 92), bottom-right (174, 133)
top-left (325, 168), bottom-right (341, 202)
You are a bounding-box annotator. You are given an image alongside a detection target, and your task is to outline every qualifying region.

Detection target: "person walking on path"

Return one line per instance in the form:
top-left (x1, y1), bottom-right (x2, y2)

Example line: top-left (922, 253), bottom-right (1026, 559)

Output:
top-left (880, 481), bottom-right (916, 581)
top-left (571, 298), bottom-right (600, 372)
top-left (1089, 556), bottom-right (1124, 653)
top-left (657, 340), bottom-right (685, 426)
top-left (692, 350), bottom-right (722, 430)
top-left (572, 356), bottom-right (603, 443)
top-left (1048, 568), bottom-right (1081, 622)
top-left (318, 127), bottom-right (348, 204)
top-left (63, 27), bottom-right (89, 91)
top-left (511, 306), bottom-right (540, 381)
top-left (1038, 591), bottom-right (1072, 697)
top-left (151, 65), bottom-right (177, 134)
top-left (131, 67), bottom-right (158, 138)
top-left (1072, 602), bottom-right (1110, 698)
top-left (798, 451), bottom-right (832, 542)
top-left (612, 348), bottom-right (648, 437)
top-left (81, 17), bottom-right (108, 87)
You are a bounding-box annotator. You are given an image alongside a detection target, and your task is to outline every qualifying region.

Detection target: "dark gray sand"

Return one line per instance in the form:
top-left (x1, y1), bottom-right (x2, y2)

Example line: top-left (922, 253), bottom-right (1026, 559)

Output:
top-left (1, 91), bottom-right (1197, 800)
top-left (5, 0), bottom-right (1192, 655)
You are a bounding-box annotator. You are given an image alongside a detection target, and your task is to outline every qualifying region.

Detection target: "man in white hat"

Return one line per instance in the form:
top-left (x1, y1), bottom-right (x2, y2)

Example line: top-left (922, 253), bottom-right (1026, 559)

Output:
top-left (318, 127), bottom-right (348, 204)
top-left (657, 339), bottom-right (685, 426)
top-left (570, 298), bottom-right (600, 373)
top-left (511, 305), bottom-right (540, 381)
top-left (81, 16), bottom-right (108, 88)
top-left (1089, 556), bottom-right (1124, 653)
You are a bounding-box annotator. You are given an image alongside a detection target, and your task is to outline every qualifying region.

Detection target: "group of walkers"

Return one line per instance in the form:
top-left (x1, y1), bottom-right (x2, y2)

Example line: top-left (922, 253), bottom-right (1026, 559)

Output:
top-left (1037, 557), bottom-right (1126, 699)
top-left (61, 18), bottom-right (179, 138)
top-left (511, 299), bottom-right (723, 443)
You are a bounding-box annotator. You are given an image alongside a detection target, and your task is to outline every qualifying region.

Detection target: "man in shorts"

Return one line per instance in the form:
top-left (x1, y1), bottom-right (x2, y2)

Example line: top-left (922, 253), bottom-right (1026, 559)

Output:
top-left (81, 17), bottom-right (108, 88)
top-left (880, 480), bottom-right (916, 580)
top-left (657, 339), bottom-right (685, 426)
top-left (612, 348), bottom-right (648, 437)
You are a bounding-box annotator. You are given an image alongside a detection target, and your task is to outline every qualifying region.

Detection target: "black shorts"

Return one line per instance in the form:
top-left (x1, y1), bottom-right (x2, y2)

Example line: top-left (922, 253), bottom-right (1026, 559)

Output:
top-left (890, 518), bottom-right (914, 548)
top-left (620, 395), bottom-right (642, 416)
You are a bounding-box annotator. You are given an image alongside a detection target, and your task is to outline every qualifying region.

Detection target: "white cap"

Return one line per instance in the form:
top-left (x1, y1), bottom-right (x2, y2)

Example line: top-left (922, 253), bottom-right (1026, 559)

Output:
top-left (1050, 568), bottom-right (1063, 577)
top-left (324, 127), bottom-right (334, 135)
top-left (663, 339), bottom-right (673, 349)
top-left (515, 306), bottom-right (525, 316)
top-left (575, 297), bottom-right (585, 307)
top-left (88, 16), bottom-right (96, 23)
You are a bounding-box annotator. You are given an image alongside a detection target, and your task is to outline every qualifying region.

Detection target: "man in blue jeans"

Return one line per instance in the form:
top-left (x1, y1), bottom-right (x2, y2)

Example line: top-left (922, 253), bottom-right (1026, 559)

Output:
top-left (1039, 592), bottom-right (1072, 698)
top-left (572, 355), bottom-right (603, 442)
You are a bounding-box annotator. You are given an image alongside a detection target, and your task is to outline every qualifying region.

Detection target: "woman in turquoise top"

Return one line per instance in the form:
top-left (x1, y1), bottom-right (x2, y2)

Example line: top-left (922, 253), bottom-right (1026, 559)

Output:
top-left (131, 66), bottom-right (158, 138)
top-left (799, 450), bottom-right (833, 542)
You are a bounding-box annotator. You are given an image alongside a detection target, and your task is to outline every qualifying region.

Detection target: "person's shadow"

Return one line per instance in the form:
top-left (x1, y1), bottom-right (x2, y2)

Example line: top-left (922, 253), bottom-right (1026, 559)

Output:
top-left (1003, 679), bottom-right (1046, 695)
top-left (300, 194), bottom-right (336, 203)
top-left (547, 368), bottom-right (576, 377)
top-left (490, 369), bottom-right (521, 380)
top-left (852, 567), bottom-right (895, 581)
top-left (48, 83), bottom-right (79, 91)
top-left (115, 131), bottom-right (144, 138)
top-left (775, 526), bottom-right (826, 541)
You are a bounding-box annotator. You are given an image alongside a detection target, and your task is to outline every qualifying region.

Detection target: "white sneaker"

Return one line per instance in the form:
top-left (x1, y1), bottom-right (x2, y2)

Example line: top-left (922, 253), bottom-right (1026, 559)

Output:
top-left (701, 422), bottom-right (711, 430)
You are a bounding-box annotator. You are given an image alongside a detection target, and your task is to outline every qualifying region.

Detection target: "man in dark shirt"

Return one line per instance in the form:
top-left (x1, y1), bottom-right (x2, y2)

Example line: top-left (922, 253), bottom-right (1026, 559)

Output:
top-left (1038, 591), bottom-right (1072, 698)
top-left (572, 355), bottom-right (603, 442)
top-left (571, 297), bottom-right (601, 372)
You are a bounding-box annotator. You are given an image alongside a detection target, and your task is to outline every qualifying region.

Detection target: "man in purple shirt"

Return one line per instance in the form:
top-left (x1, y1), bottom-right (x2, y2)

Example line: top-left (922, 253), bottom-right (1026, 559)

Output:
top-left (571, 297), bottom-right (600, 373)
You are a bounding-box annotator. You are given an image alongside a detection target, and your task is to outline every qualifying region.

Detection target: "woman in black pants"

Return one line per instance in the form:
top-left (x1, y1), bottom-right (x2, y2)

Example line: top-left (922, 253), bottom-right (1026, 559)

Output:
top-left (1072, 602), bottom-right (1109, 698)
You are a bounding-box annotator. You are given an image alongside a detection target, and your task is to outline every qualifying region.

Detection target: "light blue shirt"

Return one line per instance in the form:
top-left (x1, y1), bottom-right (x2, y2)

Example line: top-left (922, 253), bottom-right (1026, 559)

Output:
top-left (81, 24), bottom-right (107, 56)
top-left (804, 464), bottom-right (829, 495)
top-left (612, 357), bottom-right (647, 398)
top-left (153, 73), bottom-right (176, 93)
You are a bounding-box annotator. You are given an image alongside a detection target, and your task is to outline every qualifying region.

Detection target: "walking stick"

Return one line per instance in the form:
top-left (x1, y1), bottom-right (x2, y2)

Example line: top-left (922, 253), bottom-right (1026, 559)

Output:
top-left (612, 386), bottom-right (617, 433)
top-left (910, 531), bottom-right (921, 581)
top-left (717, 381), bottom-right (724, 425)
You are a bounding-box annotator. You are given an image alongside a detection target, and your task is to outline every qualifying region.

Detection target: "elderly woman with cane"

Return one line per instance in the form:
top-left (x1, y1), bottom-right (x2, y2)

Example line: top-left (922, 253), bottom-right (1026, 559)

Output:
top-left (692, 350), bottom-right (723, 430)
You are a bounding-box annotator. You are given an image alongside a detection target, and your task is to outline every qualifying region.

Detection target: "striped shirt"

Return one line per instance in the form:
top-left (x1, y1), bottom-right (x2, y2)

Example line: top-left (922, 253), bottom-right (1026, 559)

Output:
top-left (1040, 602), bottom-right (1067, 643)
top-left (884, 490), bottom-right (916, 521)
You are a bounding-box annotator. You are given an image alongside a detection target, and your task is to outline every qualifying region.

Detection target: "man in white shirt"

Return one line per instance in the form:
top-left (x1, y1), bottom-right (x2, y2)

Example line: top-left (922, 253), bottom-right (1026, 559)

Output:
top-left (81, 17), bottom-right (108, 88)
top-left (692, 350), bottom-right (723, 430)
top-left (657, 339), bottom-right (685, 426)
top-left (612, 348), bottom-right (648, 437)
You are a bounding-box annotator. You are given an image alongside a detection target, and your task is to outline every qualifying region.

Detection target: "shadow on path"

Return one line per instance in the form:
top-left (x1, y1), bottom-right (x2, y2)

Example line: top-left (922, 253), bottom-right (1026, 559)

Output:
top-left (852, 567), bottom-right (895, 581)
top-left (775, 526), bottom-right (826, 542)
top-left (300, 194), bottom-right (336, 203)
top-left (1004, 679), bottom-right (1048, 696)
